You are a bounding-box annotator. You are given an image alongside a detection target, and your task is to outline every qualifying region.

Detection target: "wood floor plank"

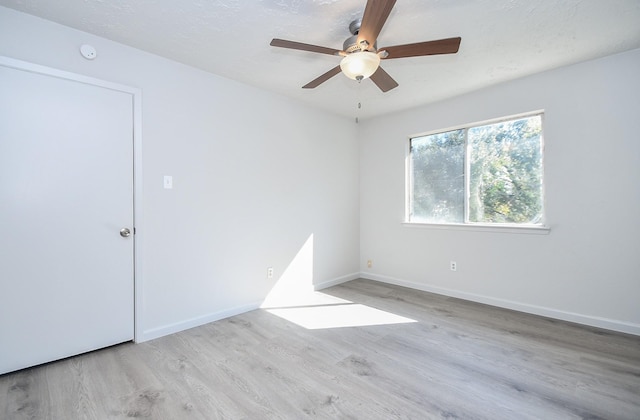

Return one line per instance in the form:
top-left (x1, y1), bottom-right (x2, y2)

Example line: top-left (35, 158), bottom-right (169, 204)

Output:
top-left (1, 278), bottom-right (639, 419)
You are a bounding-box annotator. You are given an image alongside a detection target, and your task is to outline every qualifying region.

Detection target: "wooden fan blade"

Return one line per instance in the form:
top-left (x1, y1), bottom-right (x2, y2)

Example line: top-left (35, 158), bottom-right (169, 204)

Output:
top-left (380, 37), bottom-right (461, 59)
top-left (270, 39), bottom-right (342, 56)
top-left (302, 66), bottom-right (342, 89)
top-left (369, 66), bottom-right (398, 92)
top-left (357, 0), bottom-right (397, 49)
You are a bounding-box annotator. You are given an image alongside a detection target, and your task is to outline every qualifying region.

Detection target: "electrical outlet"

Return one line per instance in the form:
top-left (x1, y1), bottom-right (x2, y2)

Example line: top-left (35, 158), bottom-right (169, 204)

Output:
top-left (367, 260), bottom-right (372, 268)
top-left (450, 261), bottom-right (457, 272)
top-left (267, 267), bottom-right (274, 279)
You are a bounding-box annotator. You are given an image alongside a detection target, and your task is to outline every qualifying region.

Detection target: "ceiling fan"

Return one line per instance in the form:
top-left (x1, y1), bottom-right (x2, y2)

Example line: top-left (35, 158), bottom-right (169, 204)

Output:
top-left (270, 0), bottom-right (461, 92)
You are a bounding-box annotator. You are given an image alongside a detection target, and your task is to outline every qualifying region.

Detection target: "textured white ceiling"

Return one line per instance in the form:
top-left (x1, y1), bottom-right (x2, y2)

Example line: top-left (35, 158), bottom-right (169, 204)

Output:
top-left (2, 0), bottom-right (640, 120)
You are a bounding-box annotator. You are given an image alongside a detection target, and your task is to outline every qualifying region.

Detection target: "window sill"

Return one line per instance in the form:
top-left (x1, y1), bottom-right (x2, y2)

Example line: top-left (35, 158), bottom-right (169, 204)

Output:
top-left (402, 222), bottom-right (550, 235)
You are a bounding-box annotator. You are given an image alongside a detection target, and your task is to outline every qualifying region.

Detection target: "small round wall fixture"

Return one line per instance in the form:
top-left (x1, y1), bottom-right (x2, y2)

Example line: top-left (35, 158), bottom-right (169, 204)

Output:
top-left (80, 44), bottom-right (97, 60)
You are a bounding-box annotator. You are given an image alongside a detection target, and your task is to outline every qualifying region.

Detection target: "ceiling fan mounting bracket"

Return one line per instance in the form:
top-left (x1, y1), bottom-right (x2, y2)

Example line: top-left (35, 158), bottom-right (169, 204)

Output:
top-left (349, 19), bottom-right (362, 36)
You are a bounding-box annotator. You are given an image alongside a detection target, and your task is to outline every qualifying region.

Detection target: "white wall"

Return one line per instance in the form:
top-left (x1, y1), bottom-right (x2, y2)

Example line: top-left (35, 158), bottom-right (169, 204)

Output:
top-left (2, 5), bottom-right (638, 340)
top-left (0, 6), bottom-right (360, 341)
top-left (359, 48), bottom-right (640, 335)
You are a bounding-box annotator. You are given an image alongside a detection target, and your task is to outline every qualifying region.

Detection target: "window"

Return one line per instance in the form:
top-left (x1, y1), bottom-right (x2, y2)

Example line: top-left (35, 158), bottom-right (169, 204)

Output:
top-left (408, 113), bottom-right (544, 227)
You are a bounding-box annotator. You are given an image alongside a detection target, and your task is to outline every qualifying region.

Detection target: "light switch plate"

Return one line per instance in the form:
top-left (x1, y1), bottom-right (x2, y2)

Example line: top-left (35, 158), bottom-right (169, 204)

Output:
top-left (164, 175), bottom-right (173, 189)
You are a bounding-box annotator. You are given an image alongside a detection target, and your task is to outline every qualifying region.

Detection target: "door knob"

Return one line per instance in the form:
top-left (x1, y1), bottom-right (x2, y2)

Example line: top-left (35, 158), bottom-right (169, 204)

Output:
top-left (120, 228), bottom-right (131, 238)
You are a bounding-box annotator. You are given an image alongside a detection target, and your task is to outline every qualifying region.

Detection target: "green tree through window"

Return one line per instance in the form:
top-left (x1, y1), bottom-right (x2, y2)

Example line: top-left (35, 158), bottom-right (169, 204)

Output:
top-left (409, 114), bottom-right (544, 225)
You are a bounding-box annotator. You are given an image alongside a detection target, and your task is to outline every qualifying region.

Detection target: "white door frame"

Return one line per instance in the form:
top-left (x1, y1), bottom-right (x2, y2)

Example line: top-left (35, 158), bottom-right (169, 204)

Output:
top-left (0, 55), bottom-right (144, 343)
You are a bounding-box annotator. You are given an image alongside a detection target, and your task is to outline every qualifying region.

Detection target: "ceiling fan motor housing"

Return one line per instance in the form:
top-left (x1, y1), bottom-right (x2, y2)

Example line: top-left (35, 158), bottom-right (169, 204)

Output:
top-left (344, 19), bottom-right (376, 53)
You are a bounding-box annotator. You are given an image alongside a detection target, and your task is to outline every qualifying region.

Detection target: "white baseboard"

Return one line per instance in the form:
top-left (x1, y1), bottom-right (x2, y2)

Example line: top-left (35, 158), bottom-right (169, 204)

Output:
top-left (313, 272), bottom-right (360, 291)
top-left (138, 301), bottom-right (262, 343)
top-left (137, 272), bottom-right (361, 342)
top-left (361, 272), bottom-right (640, 337)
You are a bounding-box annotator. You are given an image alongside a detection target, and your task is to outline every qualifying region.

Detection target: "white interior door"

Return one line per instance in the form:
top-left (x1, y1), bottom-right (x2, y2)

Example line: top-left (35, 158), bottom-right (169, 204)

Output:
top-left (0, 61), bottom-right (135, 375)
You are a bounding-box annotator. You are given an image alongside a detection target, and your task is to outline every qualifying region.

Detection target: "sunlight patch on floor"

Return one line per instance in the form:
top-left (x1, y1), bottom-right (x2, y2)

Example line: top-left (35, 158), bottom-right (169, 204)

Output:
top-left (260, 233), bottom-right (415, 329)
top-left (262, 289), bottom-right (351, 309)
top-left (265, 293), bottom-right (417, 329)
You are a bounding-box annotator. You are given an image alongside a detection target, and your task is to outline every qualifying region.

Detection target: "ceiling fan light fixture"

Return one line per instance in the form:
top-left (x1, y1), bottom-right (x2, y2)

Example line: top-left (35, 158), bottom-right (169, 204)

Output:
top-left (340, 51), bottom-right (380, 81)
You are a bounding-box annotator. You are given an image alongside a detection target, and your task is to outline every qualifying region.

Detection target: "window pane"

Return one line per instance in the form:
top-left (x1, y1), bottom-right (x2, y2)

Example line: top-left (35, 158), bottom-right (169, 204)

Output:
top-left (410, 130), bottom-right (465, 223)
top-left (468, 116), bottom-right (543, 224)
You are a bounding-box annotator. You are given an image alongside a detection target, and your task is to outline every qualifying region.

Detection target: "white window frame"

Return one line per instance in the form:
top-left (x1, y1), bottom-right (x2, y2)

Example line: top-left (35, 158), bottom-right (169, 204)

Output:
top-left (404, 111), bottom-right (549, 234)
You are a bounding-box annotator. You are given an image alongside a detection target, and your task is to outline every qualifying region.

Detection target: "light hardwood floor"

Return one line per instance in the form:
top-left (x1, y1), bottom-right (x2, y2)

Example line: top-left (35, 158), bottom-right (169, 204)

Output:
top-left (1, 279), bottom-right (639, 419)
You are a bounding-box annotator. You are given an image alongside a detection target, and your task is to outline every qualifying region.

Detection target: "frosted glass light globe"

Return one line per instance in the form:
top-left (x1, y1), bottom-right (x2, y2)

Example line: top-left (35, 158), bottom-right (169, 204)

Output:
top-left (340, 51), bottom-right (381, 80)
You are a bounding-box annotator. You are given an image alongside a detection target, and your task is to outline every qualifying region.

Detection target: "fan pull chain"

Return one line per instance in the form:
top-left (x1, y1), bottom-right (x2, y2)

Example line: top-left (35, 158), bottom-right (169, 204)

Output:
top-left (355, 79), bottom-right (363, 124)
